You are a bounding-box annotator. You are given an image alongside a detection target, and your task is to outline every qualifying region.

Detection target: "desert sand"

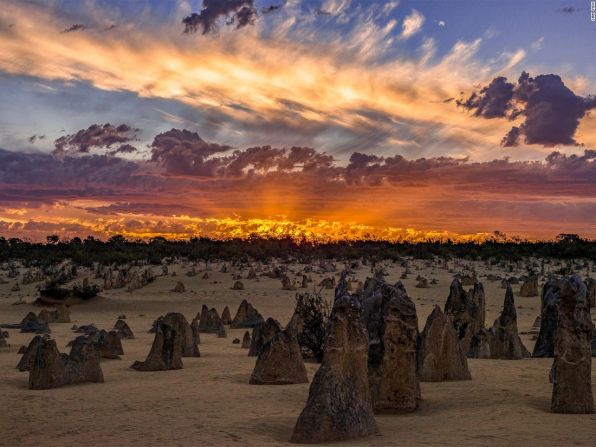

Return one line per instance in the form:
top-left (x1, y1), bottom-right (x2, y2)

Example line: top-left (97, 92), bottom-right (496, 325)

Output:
top-left (1, 258), bottom-right (595, 446)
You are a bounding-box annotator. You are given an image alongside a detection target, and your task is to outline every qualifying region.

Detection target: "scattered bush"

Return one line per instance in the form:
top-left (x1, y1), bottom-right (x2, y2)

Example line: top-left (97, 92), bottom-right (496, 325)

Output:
top-left (71, 282), bottom-right (100, 300)
top-left (294, 291), bottom-right (330, 362)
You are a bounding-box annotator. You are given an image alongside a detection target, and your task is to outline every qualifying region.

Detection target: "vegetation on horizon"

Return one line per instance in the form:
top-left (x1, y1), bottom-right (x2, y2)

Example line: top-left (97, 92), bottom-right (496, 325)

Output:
top-left (0, 233), bottom-right (594, 267)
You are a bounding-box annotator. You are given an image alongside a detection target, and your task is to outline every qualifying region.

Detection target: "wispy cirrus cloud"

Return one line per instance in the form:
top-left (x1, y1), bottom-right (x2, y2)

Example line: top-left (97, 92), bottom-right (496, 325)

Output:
top-left (400, 9), bottom-right (424, 39)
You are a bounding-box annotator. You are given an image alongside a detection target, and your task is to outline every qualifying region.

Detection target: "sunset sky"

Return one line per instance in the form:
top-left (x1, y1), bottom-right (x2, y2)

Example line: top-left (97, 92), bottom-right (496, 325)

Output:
top-left (0, 0), bottom-right (595, 242)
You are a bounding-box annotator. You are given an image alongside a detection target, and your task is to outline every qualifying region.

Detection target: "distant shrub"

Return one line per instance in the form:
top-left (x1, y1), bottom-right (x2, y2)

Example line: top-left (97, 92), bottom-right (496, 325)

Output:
top-left (39, 282), bottom-right (70, 300)
top-left (71, 282), bottom-right (100, 300)
top-left (294, 291), bottom-right (330, 362)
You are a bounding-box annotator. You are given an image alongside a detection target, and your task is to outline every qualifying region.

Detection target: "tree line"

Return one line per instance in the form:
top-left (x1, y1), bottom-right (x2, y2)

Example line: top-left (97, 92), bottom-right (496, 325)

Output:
top-left (0, 233), bottom-right (593, 268)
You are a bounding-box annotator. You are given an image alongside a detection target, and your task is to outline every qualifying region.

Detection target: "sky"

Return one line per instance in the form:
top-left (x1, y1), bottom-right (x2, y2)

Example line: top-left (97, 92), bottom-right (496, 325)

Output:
top-left (0, 0), bottom-right (595, 242)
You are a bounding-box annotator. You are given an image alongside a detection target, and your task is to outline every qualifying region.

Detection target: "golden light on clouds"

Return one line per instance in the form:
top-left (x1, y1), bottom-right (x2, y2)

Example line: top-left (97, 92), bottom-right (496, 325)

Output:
top-left (0, 0), bottom-right (531, 157)
top-left (0, 207), bottom-right (494, 243)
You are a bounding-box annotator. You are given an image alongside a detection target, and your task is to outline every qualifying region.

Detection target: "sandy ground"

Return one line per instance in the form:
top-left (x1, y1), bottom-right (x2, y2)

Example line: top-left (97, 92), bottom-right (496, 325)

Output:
top-left (1, 258), bottom-right (595, 446)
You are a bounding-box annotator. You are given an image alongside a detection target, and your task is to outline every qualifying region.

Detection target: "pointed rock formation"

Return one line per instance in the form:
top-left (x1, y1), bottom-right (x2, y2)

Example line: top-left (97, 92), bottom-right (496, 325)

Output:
top-left (231, 299), bottom-right (264, 329)
top-left (248, 318), bottom-right (282, 357)
top-left (163, 312), bottom-right (200, 357)
top-left (467, 328), bottom-right (492, 359)
top-left (551, 276), bottom-right (593, 414)
top-left (37, 309), bottom-right (51, 325)
top-left (38, 305), bottom-right (71, 324)
top-left (533, 278), bottom-right (560, 357)
top-left (172, 281), bottom-right (185, 293)
top-left (469, 285), bottom-right (530, 359)
top-left (418, 305), bottom-right (471, 382)
top-left (241, 331), bottom-right (251, 349)
top-left (20, 312), bottom-right (50, 334)
top-left (216, 326), bottom-right (227, 338)
top-left (29, 337), bottom-right (104, 389)
top-left (131, 319), bottom-right (184, 371)
top-left (415, 277), bottom-right (430, 288)
top-left (362, 280), bottom-right (420, 413)
top-left (0, 330), bottom-right (8, 348)
top-left (281, 274), bottom-right (296, 291)
top-left (114, 319), bottom-right (135, 339)
top-left (301, 274), bottom-right (308, 288)
top-left (249, 328), bottom-right (308, 385)
top-left (221, 306), bottom-right (232, 325)
top-left (190, 317), bottom-right (201, 345)
top-left (286, 310), bottom-right (303, 338)
top-left (17, 335), bottom-right (48, 371)
top-left (527, 315), bottom-right (541, 338)
top-left (92, 330), bottom-right (124, 359)
top-left (444, 279), bottom-right (485, 354)
top-left (585, 277), bottom-right (595, 308)
top-left (520, 276), bottom-right (539, 297)
top-left (231, 280), bottom-right (244, 290)
top-left (489, 285), bottom-right (530, 359)
top-left (51, 304), bottom-right (71, 323)
top-left (198, 306), bottom-right (225, 333)
top-left (148, 316), bottom-right (163, 333)
top-left (290, 293), bottom-right (378, 443)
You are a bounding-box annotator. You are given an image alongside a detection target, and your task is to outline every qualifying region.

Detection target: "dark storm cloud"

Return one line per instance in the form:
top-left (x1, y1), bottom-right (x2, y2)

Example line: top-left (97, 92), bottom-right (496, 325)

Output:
top-left (149, 129), bottom-right (333, 178)
top-left (512, 72), bottom-right (596, 146)
top-left (500, 126), bottom-right (521, 147)
top-left (456, 77), bottom-right (514, 118)
top-left (54, 123), bottom-right (138, 155)
top-left (182, 0), bottom-right (257, 35)
top-left (224, 145), bottom-right (334, 177)
top-left (544, 149), bottom-right (596, 177)
top-left (2, 129), bottom-right (596, 209)
top-left (459, 71), bottom-right (596, 147)
top-left (61, 24), bottom-right (86, 33)
top-left (224, 145), bottom-right (286, 177)
top-left (0, 148), bottom-right (140, 202)
top-left (149, 128), bottom-right (231, 176)
top-left (344, 152), bottom-right (466, 186)
top-left (278, 146), bottom-right (334, 171)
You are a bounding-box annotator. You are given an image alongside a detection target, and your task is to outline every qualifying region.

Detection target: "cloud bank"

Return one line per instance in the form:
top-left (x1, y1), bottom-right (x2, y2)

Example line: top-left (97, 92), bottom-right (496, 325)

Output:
top-left (1, 127), bottom-right (595, 240)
